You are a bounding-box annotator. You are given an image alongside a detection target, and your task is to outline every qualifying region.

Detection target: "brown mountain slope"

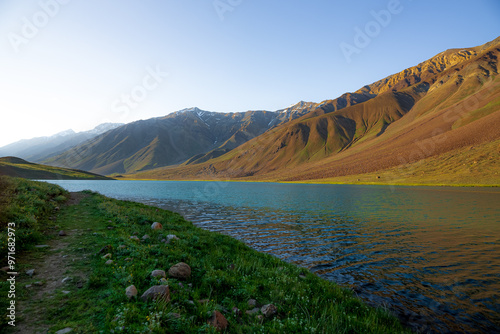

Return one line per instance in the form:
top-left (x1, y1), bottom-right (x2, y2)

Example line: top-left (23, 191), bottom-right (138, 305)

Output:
top-left (126, 37), bottom-right (500, 184)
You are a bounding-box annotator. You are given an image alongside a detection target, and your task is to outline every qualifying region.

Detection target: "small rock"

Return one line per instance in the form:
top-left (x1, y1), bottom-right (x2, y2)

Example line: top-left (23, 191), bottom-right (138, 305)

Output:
top-left (25, 284), bottom-right (32, 288)
top-left (125, 285), bottom-right (138, 299)
top-left (142, 234), bottom-right (150, 241)
top-left (151, 222), bottom-right (163, 230)
top-left (62, 277), bottom-right (71, 283)
top-left (102, 253), bottom-right (112, 259)
top-left (35, 245), bottom-right (49, 248)
top-left (118, 245), bottom-right (126, 249)
top-left (151, 270), bottom-right (166, 278)
top-left (125, 258), bottom-right (132, 261)
top-left (26, 269), bottom-right (35, 277)
top-left (299, 274), bottom-right (306, 279)
top-left (33, 281), bottom-right (44, 286)
top-left (246, 307), bottom-right (260, 315)
top-left (161, 239), bottom-right (166, 243)
top-left (256, 315), bottom-right (264, 322)
top-left (168, 262), bottom-right (191, 279)
top-left (261, 304), bottom-right (277, 317)
top-left (247, 299), bottom-right (257, 307)
top-left (62, 290), bottom-right (71, 295)
top-left (232, 307), bottom-right (241, 316)
top-left (105, 260), bottom-right (113, 265)
top-left (55, 328), bottom-right (73, 334)
top-left (107, 226), bottom-right (114, 230)
top-left (130, 236), bottom-right (140, 241)
top-left (187, 300), bottom-right (195, 306)
top-left (167, 234), bottom-right (179, 241)
top-left (140, 285), bottom-right (170, 302)
top-left (58, 230), bottom-right (67, 236)
top-left (55, 206), bottom-right (60, 211)
top-left (207, 310), bottom-right (228, 332)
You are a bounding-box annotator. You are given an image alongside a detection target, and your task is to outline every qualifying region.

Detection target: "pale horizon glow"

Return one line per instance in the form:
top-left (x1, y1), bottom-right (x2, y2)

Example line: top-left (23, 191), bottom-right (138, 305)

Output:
top-left (0, 0), bottom-right (499, 147)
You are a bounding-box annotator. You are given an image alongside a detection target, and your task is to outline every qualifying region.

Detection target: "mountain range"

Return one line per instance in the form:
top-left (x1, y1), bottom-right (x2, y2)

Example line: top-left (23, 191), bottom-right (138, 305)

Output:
top-left (2, 37), bottom-right (499, 185)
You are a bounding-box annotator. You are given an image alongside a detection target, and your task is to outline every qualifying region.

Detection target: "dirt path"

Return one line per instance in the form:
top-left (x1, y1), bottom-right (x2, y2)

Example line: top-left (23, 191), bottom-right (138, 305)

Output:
top-left (13, 193), bottom-right (90, 334)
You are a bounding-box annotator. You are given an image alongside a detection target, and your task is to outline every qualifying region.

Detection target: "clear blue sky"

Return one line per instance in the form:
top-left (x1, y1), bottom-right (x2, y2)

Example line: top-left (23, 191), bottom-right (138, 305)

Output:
top-left (0, 0), bottom-right (499, 146)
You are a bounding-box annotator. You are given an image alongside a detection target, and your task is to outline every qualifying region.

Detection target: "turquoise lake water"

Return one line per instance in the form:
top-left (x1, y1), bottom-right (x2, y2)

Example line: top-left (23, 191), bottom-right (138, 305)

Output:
top-left (45, 180), bottom-right (500, 333)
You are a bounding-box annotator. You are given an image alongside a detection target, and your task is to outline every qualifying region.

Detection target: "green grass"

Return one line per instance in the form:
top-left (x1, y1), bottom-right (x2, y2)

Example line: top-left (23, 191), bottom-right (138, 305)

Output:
top-left (0, 177), bottom-right (411, 333)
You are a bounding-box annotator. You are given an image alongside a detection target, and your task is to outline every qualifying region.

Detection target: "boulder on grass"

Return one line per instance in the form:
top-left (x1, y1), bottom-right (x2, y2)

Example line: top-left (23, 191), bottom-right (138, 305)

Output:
top-left (168, 262), bottom-right (191, 280)
top-left (140, 285), bottom-right (170, 302)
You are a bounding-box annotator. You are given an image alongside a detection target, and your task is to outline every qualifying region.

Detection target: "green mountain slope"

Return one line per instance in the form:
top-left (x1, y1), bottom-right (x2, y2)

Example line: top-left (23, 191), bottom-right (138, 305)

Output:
top-left (0, 157), bottom-right (111, 180)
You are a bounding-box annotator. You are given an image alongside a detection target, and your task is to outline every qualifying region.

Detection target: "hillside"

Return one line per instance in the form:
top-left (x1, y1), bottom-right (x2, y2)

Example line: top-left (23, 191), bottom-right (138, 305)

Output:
top-left (126, 37), bottom-right (500, 185)
top-left (0, 123), bottom-right (123, 162)
top-left (44, 107), bottom-right (318, 175)
top-left (0, 157), bottom-right (112, 180)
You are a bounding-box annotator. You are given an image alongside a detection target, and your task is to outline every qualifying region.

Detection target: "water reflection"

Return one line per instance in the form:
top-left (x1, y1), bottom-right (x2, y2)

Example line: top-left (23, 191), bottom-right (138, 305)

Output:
top-left (46, 181), bottom-right (500, 333)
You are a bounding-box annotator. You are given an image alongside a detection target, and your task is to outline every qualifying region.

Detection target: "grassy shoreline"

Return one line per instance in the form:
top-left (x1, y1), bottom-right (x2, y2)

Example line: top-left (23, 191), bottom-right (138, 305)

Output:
top-left (1, 177), bottom-right (411, 333)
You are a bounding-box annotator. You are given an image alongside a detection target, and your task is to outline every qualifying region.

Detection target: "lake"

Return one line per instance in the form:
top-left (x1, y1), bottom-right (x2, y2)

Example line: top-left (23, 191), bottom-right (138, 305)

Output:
top-left (45, 180), bottom-right (500, 333)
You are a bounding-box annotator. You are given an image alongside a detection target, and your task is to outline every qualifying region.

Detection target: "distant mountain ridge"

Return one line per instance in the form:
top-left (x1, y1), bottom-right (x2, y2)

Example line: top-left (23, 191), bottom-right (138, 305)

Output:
top-left (0, 123), bottom-right (123, 163)
top-left (28, 37), bottom-right (500, 184)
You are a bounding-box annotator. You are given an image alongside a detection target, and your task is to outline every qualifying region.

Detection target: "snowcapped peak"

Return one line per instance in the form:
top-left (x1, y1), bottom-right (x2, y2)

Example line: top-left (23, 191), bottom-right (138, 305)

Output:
top-left (54, 129), bottom-right (76, 137)
top-left (177, 107), bottom-right (201, 114)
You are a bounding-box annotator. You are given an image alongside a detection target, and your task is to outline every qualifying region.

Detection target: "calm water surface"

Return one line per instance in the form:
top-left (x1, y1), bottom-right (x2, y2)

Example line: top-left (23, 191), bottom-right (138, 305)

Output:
top-left (46, 180), bottom-right (500, 333)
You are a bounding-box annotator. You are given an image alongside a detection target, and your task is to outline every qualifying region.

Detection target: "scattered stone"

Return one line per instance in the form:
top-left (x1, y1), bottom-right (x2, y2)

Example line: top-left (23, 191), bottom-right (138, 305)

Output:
top-left (247, 299), bottom-right (257, 307)
top-left (142, 234), bottom-right (150, 241)
top-left (125, 285), bottom-right (138, 299)
top-left (102, 253), bottom-right (112, 259)
top-left (130, 236), bottom-right (140, 241)
top-left (261, 304), bottom-right (277, 317)
top-left (166, 234), bottom-right (179, 242)
top-left (207, 310), bottom-right (228, 332)
top-left (299, 274), bottom-right (306, 279)
top-left (168, 262), bottom-right (191, 279)
top-left (34, 281), bottom-right (44, 286)
top-left (55, 328), bottom-right (73, 334)
top-left (151, 270), bottom-right (166, 278)
top-left (25, 284), bottom-right (32, 288)
top-left (105, 260), bottom-right (113, 265)
top-left (256, 315), bottom-right (264, 322)
top-left (140, 285), bottom-right (170, 302)
top-left (151, 222), bottom-right (163, 230)
top-left (58, 230), bottom-right (67, 236)
top-left (246, 308), bottom-right (260, 315)
top-left (62, 277), bottom-right (71, 283)
top-left (35, 245), bottom-right (49, 248)
top-left (62, 290), bottom-right (71, 295)
top-left (187, 300), bottom-right (195, 306)
top-left (26, 269), bottom-right (35, 277)
top-left (107, 226), bottom-right (114, 230)
top-left (55, 206), bottom-right (60, 211)
top-left (118, 245), bottom-right (126, 249)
